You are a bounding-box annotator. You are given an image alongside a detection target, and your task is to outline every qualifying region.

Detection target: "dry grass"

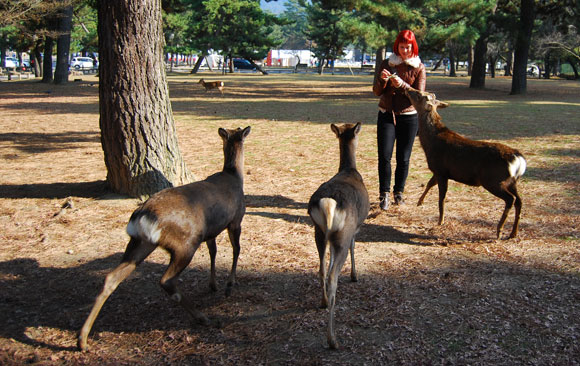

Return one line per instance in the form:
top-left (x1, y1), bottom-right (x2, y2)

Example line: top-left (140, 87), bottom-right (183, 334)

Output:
top-left (0, 72), bottom-right (579, 365)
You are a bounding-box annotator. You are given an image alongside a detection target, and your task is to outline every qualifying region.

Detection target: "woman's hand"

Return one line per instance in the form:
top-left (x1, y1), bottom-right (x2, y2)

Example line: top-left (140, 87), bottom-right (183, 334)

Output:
top-left (381, 69), bottom-right (391, 81)
top-left (390, 75), bottom-right (403, 88)
top-left (381, 69), bottom-right (403, 88)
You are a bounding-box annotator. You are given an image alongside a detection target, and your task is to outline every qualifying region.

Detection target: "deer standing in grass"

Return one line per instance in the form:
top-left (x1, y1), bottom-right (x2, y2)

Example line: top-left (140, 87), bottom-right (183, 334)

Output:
top-left (78, 126), bottom-right (251, 351)
top-left (308, 123), bottom-right (370, 349)
top-left (404, 88), bottom-right (526, 239)
top-left (198, 78), bottom-right (224, 95)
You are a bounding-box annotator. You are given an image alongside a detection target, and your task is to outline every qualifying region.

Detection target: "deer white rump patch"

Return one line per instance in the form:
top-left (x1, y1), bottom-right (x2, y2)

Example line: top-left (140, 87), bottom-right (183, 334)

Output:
top-left (126, 215), bottom-right (161, 244)
top-left (310, 198), bottom-right (346, 233)
top-left (508, 155), bottom-right (527, 179)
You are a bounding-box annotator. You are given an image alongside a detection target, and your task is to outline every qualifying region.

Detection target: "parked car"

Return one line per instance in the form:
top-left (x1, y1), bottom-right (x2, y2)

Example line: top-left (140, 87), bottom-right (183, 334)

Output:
top-left (70, 57), bottom-right (95, 69)
top-left (233, 58), bottom-right (256, 70)
top-left (4, 57), bottom-right (19, 68)
top-left (527, 64), bottom-right (540, 77)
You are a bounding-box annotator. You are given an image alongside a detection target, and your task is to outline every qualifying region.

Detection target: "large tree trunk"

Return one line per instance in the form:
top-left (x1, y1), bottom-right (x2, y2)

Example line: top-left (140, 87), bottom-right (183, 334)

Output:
top-left (190, 53), bottom-right (206, 74)
top-left (489, 55), bottom-right (496, 78)
top-left (448, 45), bottom-right (456, 77)
top-left (510, 0), bottom-right (535, 95)
top-left (543, 51), bottom-right (551, 79)
top-left (569, 58), bottom-right (579, 79)
top-left (467, 46), bottom-right (473, 76)
top-left (470, 35), bottom-right (488, 88)
top-left (42, 37), bottom-right (54, 83)
top-left (33, 39), bottom-right (43, 77)
top-left (98, 0), bottom-right (193, 198)
top-left (375, 46), bottom-right (386, 71)
top-left (505, 48), bottom-right (514, 76)
top-left (54, 4), bottom-right (73, 84)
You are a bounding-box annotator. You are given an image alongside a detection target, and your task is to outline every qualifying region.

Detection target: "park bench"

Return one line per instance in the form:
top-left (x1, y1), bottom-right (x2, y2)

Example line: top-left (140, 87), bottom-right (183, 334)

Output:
top-left (361, 64), bottom-right (374, 74)
top-left (1, 67), bottom-right (35, 80)
top-left (294, 63), bottom-right (308, 73)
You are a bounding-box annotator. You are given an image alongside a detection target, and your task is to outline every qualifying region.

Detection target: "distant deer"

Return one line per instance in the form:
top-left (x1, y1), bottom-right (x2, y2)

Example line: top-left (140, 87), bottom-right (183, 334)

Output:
top-left (78, 126), bottom-right (251, 351)
top-left (405, 88), bottom-right (526, 239)
top-left (308, 123), bottom-right (370, 349)
top-left (198, 78), bottom-right (224, 95)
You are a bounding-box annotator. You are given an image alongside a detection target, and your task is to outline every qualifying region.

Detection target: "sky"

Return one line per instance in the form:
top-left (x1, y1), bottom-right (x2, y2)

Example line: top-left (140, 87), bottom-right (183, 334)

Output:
top-left (260, 0), bottom-right (287, 14)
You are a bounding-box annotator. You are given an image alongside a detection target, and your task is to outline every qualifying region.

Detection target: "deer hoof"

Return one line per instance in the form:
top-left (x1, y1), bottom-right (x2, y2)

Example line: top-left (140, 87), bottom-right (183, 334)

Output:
top-left (328, 338), bottom-right (339, 350)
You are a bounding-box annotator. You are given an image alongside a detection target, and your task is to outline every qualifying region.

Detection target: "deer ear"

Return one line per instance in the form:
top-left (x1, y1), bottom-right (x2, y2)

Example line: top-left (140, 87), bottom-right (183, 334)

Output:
top-left (241, 126), bottom-right (251, 139)
top-left (330, 123), bottom-right (340, 137)
top-left (353, 122), bottom-right (362, 135)
top-left (436, 100), bottom-right (450, 109)
top-left (218, 127), bottom-right (229, 140)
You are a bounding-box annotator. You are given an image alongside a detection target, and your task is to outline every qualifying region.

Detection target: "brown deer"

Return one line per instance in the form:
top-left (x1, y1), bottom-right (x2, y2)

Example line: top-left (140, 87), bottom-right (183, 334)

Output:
top-left (198, 78), bottom-right (224, 95)
top-left (405, 88), bottom-right (526, 239)
top-left (78, 126), bottom-right (251, 351)
top-left (308, 123), bottom-right (370, 349)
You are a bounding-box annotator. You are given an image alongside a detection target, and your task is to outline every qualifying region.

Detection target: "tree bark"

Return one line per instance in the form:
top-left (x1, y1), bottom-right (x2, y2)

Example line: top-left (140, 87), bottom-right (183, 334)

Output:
top-left (33, 39), bottom-right (43, 77)
top-left (448, 46), bottom-right (456, 77)
top-left (190, 52), bottom-right (207, 74)
top-left (467, 46), bottom-right (473, 76)
top-left (510, 0), bottom-right (535, 95)
top-left (470, 35), bottom-right (488, 88)
top-left (568, 57), bottom-right (578, 79)
top-left (374, 46), bottom-right (386, 71)
top-left (42, 37), bottom-right (54, 83)
top-left (54, 4), bottom-right (73, 84)
top-left (98, 0), bottom-right (193, 198)
top-left (505, 49), bottom-right (514, 76)
top-left (543, 51), bottom-right (551, 79)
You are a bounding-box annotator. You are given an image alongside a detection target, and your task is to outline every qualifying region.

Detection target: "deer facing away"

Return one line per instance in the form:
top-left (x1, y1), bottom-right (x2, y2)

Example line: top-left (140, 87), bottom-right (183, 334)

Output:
top-left (404, 88), bottom-right (526, 239)
top-left (78, 126), bottom-right (251, 351)
top-left (308, 123), bottom-right (370, 349)
top-left (198, 78), bottom-right (224, 95)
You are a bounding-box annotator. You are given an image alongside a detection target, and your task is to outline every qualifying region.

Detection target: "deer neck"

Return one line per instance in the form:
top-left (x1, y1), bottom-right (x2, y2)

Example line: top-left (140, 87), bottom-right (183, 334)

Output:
top-left (223, 144), bottom-right (244, 179)
top-left (339, 140), bottom-right (357, 171)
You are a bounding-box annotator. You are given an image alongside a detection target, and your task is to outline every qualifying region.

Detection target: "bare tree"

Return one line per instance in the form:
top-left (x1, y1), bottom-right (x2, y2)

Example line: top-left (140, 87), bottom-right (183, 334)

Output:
top-left (98, 0), bottom-right (193, 198)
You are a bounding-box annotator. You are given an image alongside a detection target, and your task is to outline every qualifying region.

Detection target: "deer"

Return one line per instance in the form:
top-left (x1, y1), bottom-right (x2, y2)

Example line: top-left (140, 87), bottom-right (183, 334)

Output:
top-left (198, 78), bottom-right (224, 95)
top-left (308, 123), bottom-right (370, 349)
top-left (404, 88), bottom-right (526, 239)
top-left (78, 126), bottom-right (251, 351)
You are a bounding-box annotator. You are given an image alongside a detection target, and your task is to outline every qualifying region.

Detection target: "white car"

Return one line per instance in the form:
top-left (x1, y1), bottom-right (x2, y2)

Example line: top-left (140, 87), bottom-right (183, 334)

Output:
top-left (70, 57), bottom-right (94, 69)
top-left (4, 57), bottom-right (19, 68)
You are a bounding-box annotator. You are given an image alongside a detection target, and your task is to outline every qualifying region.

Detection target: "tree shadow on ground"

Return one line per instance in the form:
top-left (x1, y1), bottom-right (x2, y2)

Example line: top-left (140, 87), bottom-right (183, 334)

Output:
top-left (0, 252), bottom-right (578, 364)
top-left (245, 194), bottom-right (434, 245)
top-left (0, 131), bottom-right (100, 154)
top-left (246, 194), bottom-right (307, 210)
top-left (0, 181), bottom-right (110, 199)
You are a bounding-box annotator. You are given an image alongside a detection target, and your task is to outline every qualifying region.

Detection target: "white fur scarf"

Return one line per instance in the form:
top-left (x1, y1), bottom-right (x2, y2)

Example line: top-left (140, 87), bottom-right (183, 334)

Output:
top-left (388, 53), bottom-right (422, 68)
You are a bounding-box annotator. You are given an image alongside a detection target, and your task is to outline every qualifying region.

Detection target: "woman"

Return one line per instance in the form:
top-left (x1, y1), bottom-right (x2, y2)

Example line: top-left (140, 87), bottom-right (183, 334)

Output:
top-left (373, 29), bottom-right (426, 210)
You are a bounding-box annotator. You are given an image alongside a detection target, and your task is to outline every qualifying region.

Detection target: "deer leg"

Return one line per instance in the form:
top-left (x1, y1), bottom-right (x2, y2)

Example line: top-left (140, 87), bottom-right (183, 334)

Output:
top-left (349, 237), bottom-right (357, 282)
top-left (225, 226), bottom-right (241, 297)
top-left (78, 237), bottom-right (156, 351)
top-left (314, 226), bottom-right (328, 308)
top-left (206, 238), bottom-right (217, 292)
top-left (326, 240), bottom-right (349, 350)
top-left (160, 242), bottom-right (209, 325)
top-left (484, 183), bottom-right (516, 239)
top-left (418, 175), bottom-right (437, 206)
top-left (508, 183), bottom-right (522, 239)
top-left (437, 178), bottom-right (448, 225)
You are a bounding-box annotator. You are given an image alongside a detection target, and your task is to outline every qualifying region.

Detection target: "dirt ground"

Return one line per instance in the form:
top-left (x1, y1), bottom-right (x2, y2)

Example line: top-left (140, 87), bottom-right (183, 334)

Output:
top-left (0, 73), bottom-right (579, 365)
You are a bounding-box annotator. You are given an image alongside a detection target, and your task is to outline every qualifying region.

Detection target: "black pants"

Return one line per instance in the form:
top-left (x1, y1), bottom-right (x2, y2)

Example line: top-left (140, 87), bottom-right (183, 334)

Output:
top-left (377, 111), bottom-right (419, 194)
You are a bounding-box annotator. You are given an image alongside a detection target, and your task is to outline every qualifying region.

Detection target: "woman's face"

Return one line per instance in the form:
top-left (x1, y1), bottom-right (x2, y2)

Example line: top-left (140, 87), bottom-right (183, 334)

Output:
top-left (398, 42), bottom-right (413, 60)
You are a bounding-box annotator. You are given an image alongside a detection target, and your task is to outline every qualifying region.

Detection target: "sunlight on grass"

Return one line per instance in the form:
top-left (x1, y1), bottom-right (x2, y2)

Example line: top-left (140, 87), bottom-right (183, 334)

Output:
top-left (527, 101), bottom-right (580, 106)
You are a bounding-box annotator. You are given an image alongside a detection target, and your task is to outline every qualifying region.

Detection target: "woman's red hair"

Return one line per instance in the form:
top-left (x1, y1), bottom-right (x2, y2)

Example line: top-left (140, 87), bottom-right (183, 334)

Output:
top-left (393, 30), bottom-right (419, 57)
